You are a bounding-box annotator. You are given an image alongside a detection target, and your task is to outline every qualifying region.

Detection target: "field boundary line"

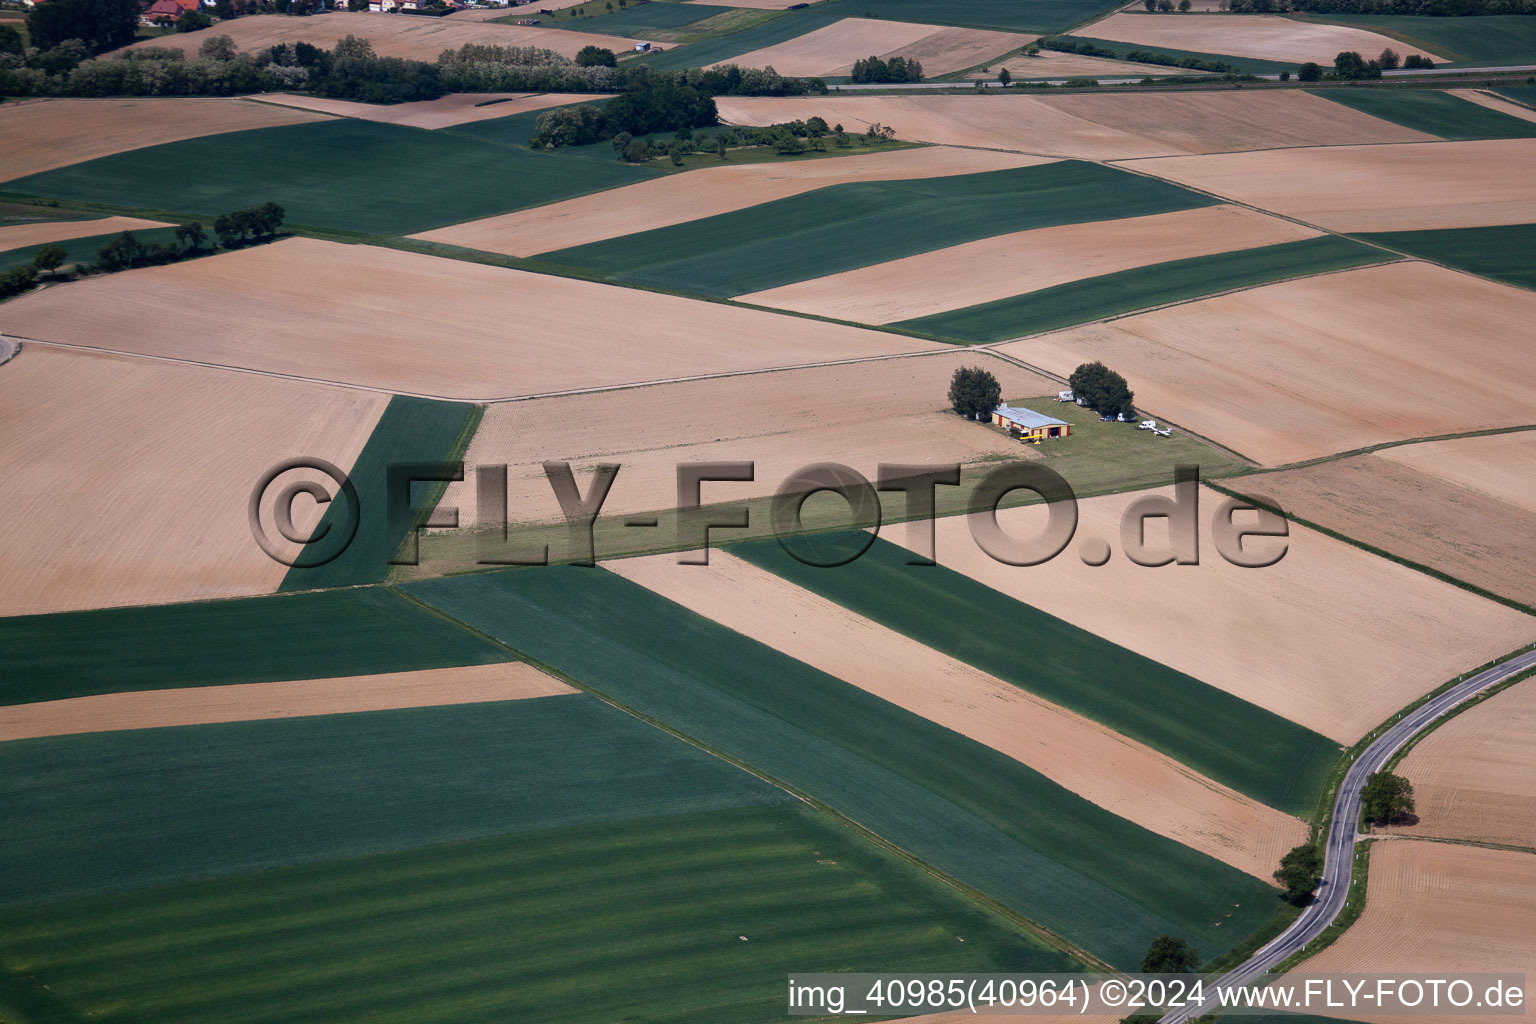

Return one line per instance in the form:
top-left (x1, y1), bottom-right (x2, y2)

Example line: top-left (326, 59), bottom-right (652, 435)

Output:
top-left (384, 585), bottom-right (1115, 972)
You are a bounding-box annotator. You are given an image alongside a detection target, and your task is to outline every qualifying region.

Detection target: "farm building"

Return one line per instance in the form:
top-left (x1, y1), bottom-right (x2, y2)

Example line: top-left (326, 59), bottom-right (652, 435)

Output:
top-left (993, 404), bottom-right (1071, 439)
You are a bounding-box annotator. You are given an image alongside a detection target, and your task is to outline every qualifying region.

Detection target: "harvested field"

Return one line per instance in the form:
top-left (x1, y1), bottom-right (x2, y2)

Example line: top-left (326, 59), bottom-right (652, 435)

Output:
top-left (1124, 138), bottom-right (1536, 231)
top-left (412, 145), bottom-right (1046, 256)
top-left (738, 204), bottom-right (1319, 323)
top-left (0, 97), bottom-right (329, 182)
top-left (711, 18), bottom-right (1028, 76)
top-left (119, 13), bottom-right (652, 61)
top-left (890, 486), bottom-right (1536, 744)
top-left (1453, 87), bottom-right (1536, 124)
top-left (1002, 262), bottom-right (1536, 465)
top-left (1387, 679), bottom-right (1536, 849)
top-left (0, 345), bottom-right (386, 618)
top-left (439, 351), bottom-right (1049, 525)
top-left (1298, 842), bottom-right (1536, 1022)
top-left (0, 663), bottom-right (572, 742)
top-left (609, 549), bottom-right (1308, 879)
top-left (1074, 11), bottom-right (1442, 63)
top-left (0, 238), bottom-right (937, 399)
top-left (964, 48), bottom-right (1213, 77)
top-left (716, 89), bottom-right (1428, 159)
top-left (251, 91), bottom-right (609, 129)
top-left (1232, 433), bottom-right (1536, 608)
top-left (0, 215), bottom-right (170, 252)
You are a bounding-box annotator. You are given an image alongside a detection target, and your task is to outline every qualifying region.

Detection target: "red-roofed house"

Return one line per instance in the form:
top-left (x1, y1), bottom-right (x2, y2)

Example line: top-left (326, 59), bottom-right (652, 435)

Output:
top-left (142, 0), bottom-right (183, 22)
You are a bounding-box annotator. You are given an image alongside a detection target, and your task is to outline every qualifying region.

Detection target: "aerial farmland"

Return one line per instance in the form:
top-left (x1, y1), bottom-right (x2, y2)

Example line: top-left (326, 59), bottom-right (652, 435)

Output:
top-left (1, 0), bottom-right (1534, 1019)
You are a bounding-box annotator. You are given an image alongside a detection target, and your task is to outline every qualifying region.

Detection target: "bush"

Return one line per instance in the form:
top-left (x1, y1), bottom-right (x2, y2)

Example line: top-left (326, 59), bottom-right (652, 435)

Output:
top-left (1403, 53), bottom-right (1434, 68)
top-left (1274, 843), bottom-right (1322, 905)
top-left (1298, 61), bottom-right (1322, 80)
top-left (575, 44), bottom-right (616, 67)
top-left (176, 9), bottom-right (213, 32)
top-left (0, 265), bottom-right (39, 299)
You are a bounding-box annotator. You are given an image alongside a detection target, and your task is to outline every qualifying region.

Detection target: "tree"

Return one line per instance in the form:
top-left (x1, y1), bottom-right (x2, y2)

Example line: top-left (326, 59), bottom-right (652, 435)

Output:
top-left (255, 201), bottom-right (285, 238)
top-left (199, 34), bottom-right (239, 61)
top-left (33, 244), bottom-right (67, 278)
top-left (1362, 771), bottom-right (1415, 826)
top-left (1274, 842), bottom-right (1322, 905)
top-left (1333, 49), bottom-right (1381, 79)
top-left (621, 137), bottom-right (651, 163)
top-left (96, 230), bottom-right (142, 272)
top-left (611, 130), bottom-right (632, 154)
top-left (1069, 361), bottom-right (1134, 419)
top-left (998, 66), bottom-right (1011, 86)
top-left (1140, 934), bottom-right (1200, 974)
top-left (1279, 69), bottom-right (1291, 80)
top-left (1403, 53), bottom-right (1433, 68)
top-left (175, 221), bottom-right (206, 252)
top-left (0, 24), bottom-right (25, 56)
top-left (1178, 0), bottom-right (1191, 9)
top-left (27, 0), bottom-right (138, 53)
top-left (948, 366), bottom-right (1002, 420)
top-left (1143, 0), bottom-right (1156, 9)
top-left (1378, 46), bottom-right (1400, 69)
top-left (176, 9), bottom-right (213, 31)
top-left (575, 44), bottom-right (616, 67)
top-left (715, 134), bottom-right (728, 159)
top-left (1298, 60), bottom-right (1322, 80)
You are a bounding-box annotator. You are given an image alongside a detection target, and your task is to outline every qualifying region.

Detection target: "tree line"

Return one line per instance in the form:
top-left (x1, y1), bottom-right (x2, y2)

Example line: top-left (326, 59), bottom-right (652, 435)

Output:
top-left (849, 54), bottom-right (924, 83)
top-left (1227, 0), bottom-right (1532, 13)
top-left (0, 202), bottom-right (284, 301)
top-left (1040, 37), bottom-right (1244, 75)
top-left (1, 0), bottom-right (829, 102)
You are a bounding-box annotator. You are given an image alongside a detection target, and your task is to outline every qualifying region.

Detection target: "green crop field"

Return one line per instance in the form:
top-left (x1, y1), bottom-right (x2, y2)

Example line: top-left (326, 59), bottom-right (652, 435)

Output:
top-left (1, 119), bottom-right (657, 236)
top-left (733, 535), bottom-right (1339, 814)
top-left (1287, 13), bottom-right (1536, 63)
top-left (0, 225), bottom-right (180, 273)
top-left (1048, 35), bottom-right (1298, 74)
top-left (898, 235), bottom-right (1390, 342)
top-left (0, 588), bottom-right (505, 707)
top-left (1359, 222), bottom-right (1536, 290)
top-left (0, 694), bottom-right (790, 908)
top-left (541, 161), bottom-right (1216, 297)
top-left (1496, 85), bottom-right (1536, 107)
top-left (444, 97), bottom-right (614, 149)
top-left (281, 396), bottom-right (478, 591)
top-left (407, 566), bottom-right (1281, 967)
top-left (544, 1), bottom-right (738, 37)
top-left (814, 0), bottom-right (1120, 34)
top-left (0, 803), bottom-right (1070, 1024)
top-left (634, 6), bottom-right (844, 69)
top-left (1316, 87), bottom-right (1536, 141)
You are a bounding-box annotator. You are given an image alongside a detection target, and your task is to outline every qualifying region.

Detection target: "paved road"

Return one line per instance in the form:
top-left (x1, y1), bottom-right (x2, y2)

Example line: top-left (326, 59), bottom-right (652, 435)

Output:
top-left (1159, 644), bottom-right (1536, 1024)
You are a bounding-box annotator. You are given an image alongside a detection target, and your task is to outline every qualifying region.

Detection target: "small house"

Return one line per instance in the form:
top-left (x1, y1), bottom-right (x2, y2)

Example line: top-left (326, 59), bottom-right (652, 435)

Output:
top-left (142, 0), bottom-right (183, 22)
top-left (634, 41), bottom-right (651, 51)
top-left (993, 404), bottom-right (1070, 440)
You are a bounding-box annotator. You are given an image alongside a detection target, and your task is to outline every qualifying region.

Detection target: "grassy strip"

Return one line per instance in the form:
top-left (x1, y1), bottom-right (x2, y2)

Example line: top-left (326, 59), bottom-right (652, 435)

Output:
top-left (732, 534), bottom-right (1339, 815)
top-left (1356, 222), bottom-right (1536, 290)
top-left (895, 236), bottom-right (1388, 343)
top-left (406, 566), bottom-right (1280, 968)
top-left (0, 587), bottom-right (507, 707)
top-left (1314, 86), bottom-right (1536, 140)
top-left (1207, 479), bottom-right (1536, 616)
top-left (0, 694), bottom-right (788, 909)
top-left (0, 802), bottom-right (1068, 1024)
top-left (281, 396), bottom-right (479, 592)
top-left (400, 397), bottom-right (1248, 577)
top-left (541, 161), bottom-right (1217, 297)
top-left (3, 118), bottom-right (658, 236)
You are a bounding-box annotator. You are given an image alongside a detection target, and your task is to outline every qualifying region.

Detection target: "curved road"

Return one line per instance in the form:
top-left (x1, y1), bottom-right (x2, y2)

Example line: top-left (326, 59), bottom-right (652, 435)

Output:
top-left (1160, 644), bottom-right (1536, 1024)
